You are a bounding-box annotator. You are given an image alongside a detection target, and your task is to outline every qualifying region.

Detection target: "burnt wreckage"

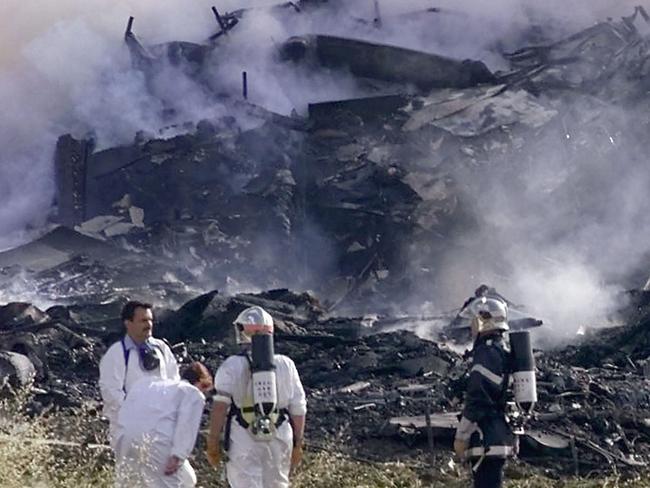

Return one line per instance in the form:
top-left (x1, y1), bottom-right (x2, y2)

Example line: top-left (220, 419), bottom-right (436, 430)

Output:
top-left (2, 2), bottom-right (650, 479)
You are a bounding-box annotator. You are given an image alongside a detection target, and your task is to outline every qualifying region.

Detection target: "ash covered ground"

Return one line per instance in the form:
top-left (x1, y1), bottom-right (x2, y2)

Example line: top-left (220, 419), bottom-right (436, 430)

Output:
top-left (3, 0), bottom-right (650, 481)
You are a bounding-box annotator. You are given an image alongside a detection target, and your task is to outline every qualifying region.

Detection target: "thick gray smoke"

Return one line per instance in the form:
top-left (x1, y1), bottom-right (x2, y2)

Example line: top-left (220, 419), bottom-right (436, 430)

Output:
top-left (1, 0), bottom-right (215, 249)
top-left (1, 0), bottom-right (646, 339)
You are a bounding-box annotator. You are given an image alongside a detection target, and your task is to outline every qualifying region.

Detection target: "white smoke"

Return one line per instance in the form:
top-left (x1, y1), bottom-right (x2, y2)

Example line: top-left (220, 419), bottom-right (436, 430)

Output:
top-left (0, 0), bottom-right (218, 249)
top-left (422, 96), bottom-right (647, 340)
top-left (1, 0), bottom-right (647, 340)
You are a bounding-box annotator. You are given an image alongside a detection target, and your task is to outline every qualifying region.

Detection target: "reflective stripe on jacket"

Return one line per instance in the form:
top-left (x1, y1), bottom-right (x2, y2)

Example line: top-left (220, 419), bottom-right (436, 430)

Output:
top-left (456, 334), bottom-right (515, 459)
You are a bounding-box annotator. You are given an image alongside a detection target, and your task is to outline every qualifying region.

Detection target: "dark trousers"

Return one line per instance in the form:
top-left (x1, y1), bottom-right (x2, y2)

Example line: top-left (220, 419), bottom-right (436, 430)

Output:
top-left (472, 457), bottom-right (505, 488)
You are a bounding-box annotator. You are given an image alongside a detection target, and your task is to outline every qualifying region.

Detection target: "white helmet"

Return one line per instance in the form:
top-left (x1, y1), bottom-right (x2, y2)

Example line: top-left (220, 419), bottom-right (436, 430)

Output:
top-left (233, 306), bottom-right (274, 344)
top-left (474, 297), bottom-right (509, 334)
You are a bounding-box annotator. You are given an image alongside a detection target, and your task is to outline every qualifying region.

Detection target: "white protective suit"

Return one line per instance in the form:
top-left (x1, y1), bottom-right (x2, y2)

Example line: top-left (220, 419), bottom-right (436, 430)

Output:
top-left (99, 336), bottom-right (179, 447)
top-left (214, 354), bottom-right (307, 488)
top-left (114, 377), bottom-right (205, 487)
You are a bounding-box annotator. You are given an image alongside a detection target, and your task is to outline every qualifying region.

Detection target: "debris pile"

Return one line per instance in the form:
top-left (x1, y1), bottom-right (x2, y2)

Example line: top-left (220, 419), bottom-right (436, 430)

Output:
top-left (49, 4), bottom-right (650, 312)
top-left (0, 286), bottom-right (648, 476)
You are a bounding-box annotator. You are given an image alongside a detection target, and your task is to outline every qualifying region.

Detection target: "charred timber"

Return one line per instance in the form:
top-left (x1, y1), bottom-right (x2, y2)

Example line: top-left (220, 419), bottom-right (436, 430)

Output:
top-left (280, 35), bottom-right (496, 90)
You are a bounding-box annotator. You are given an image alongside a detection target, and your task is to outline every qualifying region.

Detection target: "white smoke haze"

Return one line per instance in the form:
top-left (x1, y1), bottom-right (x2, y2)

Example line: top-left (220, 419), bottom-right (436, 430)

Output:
top-left (422, 93), bottom-right (650, 340)
top-left (1, 0), bottom-right (649, 342)
top-left (203, 8), bottom-right (365, 114)
top-left (512, 261), bottom-right (620, 344)
top-left (0, 268), bottom-right (59, 312)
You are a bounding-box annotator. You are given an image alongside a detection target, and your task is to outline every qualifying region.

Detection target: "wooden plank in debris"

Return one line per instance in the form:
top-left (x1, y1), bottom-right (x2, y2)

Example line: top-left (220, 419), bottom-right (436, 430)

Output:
top-left (338, 381), bottom-right (371, 394)
top-left (396, 383), bottom-right (436, 395)
top-left (353, 403), bottom-right (376, 411)
top-left (389, 412), bottom-right (459, 431)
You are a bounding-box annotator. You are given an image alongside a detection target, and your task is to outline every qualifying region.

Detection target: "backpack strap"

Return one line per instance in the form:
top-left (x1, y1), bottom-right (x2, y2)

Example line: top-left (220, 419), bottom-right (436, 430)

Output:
top-left (231, 351), bottom-right (287, 430)
top-left (223, 352), bottom-right (251, 451)
top-left (223, 404), bottom-right (237, 452)
top-left (231, 405), bottom-right (289, 430)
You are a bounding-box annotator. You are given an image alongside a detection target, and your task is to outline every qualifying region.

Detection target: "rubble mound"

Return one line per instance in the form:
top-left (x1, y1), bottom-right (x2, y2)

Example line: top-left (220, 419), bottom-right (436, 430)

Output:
top-left (0, 287), bottom-right (647, 476)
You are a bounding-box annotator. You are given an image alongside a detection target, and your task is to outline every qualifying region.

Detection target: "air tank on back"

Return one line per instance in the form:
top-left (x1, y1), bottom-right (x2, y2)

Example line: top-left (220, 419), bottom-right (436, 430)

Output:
top-left (509, 330), bottom-right (537, 414)
top-left (250, 333), bottom-right (278, 440)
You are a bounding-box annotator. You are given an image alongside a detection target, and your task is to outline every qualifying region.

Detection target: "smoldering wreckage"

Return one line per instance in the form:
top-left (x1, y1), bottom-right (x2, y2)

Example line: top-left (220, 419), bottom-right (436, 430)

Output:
top-left (3, 1), bottom-right (650, 481)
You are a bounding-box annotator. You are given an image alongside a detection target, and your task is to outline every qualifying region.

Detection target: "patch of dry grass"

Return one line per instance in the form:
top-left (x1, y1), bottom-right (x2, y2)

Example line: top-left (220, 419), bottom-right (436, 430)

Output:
top-left (292, 450), bottom-right (423, 488)
top-left (0, 398), bottom-right (112, 487)
top-left (0, 399), bottom-right (649, 488)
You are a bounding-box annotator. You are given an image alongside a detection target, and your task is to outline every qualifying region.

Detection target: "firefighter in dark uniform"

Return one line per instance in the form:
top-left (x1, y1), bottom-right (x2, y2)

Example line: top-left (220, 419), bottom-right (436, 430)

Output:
top-left (454, 297), bottom-right (516, 488)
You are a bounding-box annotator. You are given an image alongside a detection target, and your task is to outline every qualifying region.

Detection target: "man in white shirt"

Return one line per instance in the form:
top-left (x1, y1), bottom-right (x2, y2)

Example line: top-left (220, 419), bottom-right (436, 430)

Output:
top-left (114, 362), bottom-right (212, 487)
top-left (205, 306), bottom-right (307, 488)
top-left (99, 301), bottom-right (180, 448)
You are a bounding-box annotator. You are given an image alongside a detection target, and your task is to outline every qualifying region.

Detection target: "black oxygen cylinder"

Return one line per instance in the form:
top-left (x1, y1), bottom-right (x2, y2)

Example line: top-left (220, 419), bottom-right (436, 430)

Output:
top-left (251, 334), bottom-right (277, 417)
top-left (251, 333), bottom-right (275, 371)
top-left (509, 330), bottom-right (537, 414)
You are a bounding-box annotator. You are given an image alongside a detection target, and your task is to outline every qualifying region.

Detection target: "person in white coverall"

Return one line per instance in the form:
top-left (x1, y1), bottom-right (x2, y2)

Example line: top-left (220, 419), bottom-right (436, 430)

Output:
top-left (99, 301), bottom-right (180, 448)
top-left (205, 306), bottom-right (307, 488)
top-left (114, 362), bottom-right (213, 487)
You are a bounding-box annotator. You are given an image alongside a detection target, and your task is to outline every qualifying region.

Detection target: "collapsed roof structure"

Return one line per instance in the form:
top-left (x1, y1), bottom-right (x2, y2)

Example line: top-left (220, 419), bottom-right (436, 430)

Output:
top-left (47, 4), bottom-right (650, 313)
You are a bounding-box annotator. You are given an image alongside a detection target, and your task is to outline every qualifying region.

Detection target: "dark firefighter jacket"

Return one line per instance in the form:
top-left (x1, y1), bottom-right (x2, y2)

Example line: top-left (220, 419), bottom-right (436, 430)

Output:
top-left (455, 333), bottom-right (516, 459)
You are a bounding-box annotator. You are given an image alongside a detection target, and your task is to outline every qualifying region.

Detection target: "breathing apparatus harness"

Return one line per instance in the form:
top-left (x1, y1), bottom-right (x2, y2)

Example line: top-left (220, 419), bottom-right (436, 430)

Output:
top-left (224, 335), bottom-right (289, 450)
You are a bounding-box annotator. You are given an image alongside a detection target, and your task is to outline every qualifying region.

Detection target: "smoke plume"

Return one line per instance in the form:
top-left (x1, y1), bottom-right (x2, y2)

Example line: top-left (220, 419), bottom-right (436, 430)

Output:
top-left (1, 1), bottom-right (648, 340)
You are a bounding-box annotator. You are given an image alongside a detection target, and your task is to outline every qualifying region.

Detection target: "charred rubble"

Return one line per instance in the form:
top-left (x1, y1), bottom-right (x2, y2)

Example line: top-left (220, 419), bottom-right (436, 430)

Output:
top-left (1, 287), bottom-right (650, 476)
top-left (50, 4), bottom-right (650, 314)
top-left (3, 1), bottom-right (650, 480)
